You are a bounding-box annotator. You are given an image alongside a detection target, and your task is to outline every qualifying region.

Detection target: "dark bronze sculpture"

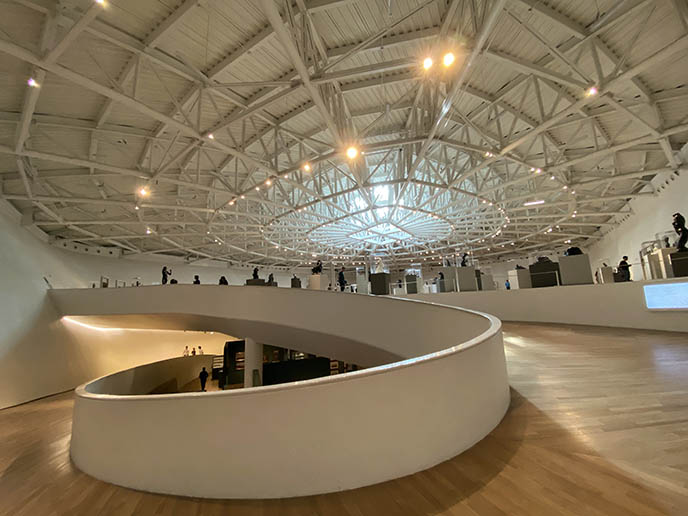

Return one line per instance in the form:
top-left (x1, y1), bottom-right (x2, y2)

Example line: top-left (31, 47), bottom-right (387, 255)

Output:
top-left (460, 253), bottom-right (468, 267)
top-left (673, 212), bottom-right (687, 252)
top-left (311, 260), bottom-right (323, 274)
top-left (252, 267), bottom-right (259, 279)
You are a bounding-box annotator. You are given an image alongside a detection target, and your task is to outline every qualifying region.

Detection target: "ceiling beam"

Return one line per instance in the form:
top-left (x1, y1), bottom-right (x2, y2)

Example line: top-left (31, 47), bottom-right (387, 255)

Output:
top-left (260, 0), bottom-right (343, 146)
top-left (0, 37), bottom-right (277, 174)
top-left (94, 0), bottom-right (201, 127)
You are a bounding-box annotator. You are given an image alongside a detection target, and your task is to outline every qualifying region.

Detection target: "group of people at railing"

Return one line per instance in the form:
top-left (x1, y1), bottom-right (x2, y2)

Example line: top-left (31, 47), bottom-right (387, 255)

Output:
top-left (161, 266), bottom-right (230, 286)
top-left (182, 345), bottom-right (204, 357)
top-left (312, 260), bottom-right (349, 292)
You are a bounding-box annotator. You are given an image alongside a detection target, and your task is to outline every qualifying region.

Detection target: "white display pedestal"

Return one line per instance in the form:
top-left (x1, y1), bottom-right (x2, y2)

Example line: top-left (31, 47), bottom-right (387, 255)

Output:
top-left (481, 274), bottom-right (496, 291)
top-left (308, 274), bottom-right (323, 290)
top-left (392, 286), bottom-right (406, 296)
top-left (439, 267), bottom-right (457, 292)
top-left (597, 266), bottom-right (615, 284)
top-left (356, 273), bottom-right (369, 294)
top-left (559, 254), bottom-right (593, 285)
top-left (654, 248), bottom-right (676, 279)
top-left (457, 266), bottom-right (478, 292)
top-left (647, 252), bottom-right (662, 279)
top-left (508, 269), bottom-right (531, 289)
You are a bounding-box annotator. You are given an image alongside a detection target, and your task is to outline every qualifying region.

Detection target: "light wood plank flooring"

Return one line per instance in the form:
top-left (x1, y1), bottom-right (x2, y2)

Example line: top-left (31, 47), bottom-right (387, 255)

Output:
top-left (1, 323), bottom-right (687, 515)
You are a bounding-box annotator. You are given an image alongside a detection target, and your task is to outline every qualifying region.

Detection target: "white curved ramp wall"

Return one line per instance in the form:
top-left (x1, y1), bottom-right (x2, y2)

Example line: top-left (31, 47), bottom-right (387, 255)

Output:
top-left (85, 355), bottom-right (214, 395)
top-left (59, 287), bottom-right (509, 499)
top-left (49, 285), bottom-right (494, 365)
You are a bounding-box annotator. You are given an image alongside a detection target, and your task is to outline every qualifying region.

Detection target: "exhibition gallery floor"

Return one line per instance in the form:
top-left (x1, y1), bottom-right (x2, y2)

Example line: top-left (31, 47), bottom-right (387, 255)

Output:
top-left (1, 323), bottom-right (687, 516)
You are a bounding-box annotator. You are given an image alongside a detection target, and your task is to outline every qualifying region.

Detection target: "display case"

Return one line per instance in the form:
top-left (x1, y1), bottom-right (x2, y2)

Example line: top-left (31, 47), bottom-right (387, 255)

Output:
top-left (529, 261), bottom-right (560, 288)
top-left (670, 252), bottom-right (688, 277)
top-left (370, 272), bottom-right (390, 295)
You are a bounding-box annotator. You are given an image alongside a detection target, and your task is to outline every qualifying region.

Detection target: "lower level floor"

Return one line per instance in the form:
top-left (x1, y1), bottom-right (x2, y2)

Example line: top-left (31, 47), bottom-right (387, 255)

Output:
top-left (0, 323), bottom-right (687, 515)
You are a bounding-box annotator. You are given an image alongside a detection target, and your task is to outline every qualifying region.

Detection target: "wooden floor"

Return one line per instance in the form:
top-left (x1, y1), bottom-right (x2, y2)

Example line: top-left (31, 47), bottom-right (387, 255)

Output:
top-left (1, 323), bottom-right (687, 515)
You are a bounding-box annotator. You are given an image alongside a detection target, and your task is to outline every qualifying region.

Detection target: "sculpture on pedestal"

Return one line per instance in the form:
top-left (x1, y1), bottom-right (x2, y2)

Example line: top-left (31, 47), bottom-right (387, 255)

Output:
top-left (311, 260), bottom-right (323, 274)
top-left (460, 253), bottom-right (468, 267)
top-left (252, 267), bottom-right (259, 279)
top-left (673, 212), bottom-right (687, 252)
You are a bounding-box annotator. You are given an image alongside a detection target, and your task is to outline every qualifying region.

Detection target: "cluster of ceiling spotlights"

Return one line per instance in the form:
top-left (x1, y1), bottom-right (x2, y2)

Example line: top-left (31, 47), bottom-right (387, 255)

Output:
top-left (298, 145), bottom-right (358, 176)
top-left (422, 52), bottom-right (455, 70)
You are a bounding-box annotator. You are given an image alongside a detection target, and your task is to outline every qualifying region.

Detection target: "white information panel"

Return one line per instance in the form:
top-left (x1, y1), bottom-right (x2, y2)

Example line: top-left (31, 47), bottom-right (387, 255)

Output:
top-left (643, 282), bottom-right (688, 310)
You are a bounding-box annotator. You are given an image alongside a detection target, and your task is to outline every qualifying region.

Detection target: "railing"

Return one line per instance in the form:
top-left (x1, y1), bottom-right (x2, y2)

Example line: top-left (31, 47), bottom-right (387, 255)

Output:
top-left (60, 286), bottom-right (509, 499)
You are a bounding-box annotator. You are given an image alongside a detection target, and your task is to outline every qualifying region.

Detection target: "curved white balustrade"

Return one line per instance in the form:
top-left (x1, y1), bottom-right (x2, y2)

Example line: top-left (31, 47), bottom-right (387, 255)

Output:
top-left (84, 355), bottom-right (214, 395)
top-left (53, 286), bottom-right (509, 499)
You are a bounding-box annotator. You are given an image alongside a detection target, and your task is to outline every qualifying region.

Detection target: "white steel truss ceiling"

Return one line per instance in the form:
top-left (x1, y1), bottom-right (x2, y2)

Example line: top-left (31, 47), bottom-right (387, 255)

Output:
top-left (0, 0), bottom-right (687, 267)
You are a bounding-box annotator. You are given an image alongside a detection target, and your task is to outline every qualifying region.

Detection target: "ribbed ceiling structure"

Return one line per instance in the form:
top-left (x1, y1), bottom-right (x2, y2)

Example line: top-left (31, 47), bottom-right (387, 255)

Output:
top-left (1, 0), bottom-right (687, 267)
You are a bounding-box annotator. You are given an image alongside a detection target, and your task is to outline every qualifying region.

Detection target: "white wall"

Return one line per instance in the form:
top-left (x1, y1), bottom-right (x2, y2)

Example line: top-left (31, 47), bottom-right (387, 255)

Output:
top-left (587, 169), bottom-right (687, 280)
top-left (408, 278), bottom-right (688, 333)
top-left (0, 203), bottom-right (228, 409)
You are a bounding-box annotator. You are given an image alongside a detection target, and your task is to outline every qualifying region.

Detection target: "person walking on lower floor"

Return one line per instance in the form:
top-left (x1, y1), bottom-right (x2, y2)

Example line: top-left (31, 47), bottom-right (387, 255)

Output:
top-left (199, 367), bottom-right (209, 392)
